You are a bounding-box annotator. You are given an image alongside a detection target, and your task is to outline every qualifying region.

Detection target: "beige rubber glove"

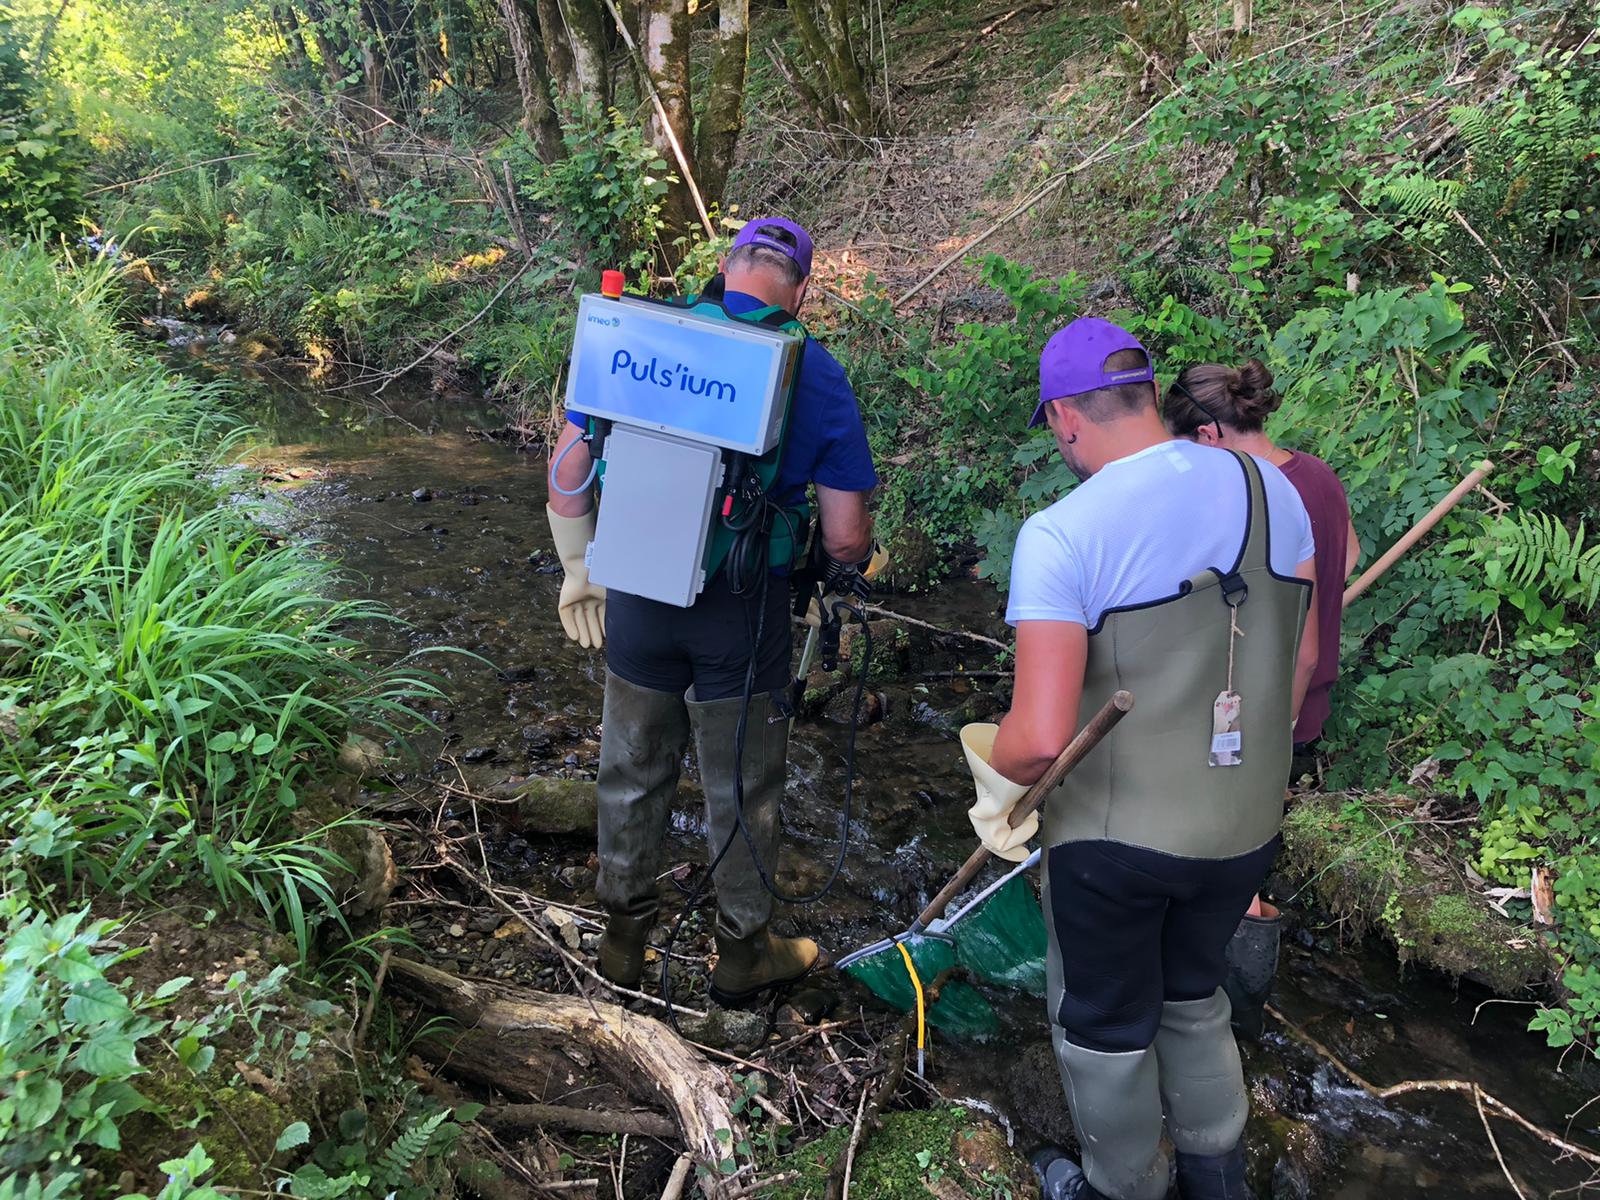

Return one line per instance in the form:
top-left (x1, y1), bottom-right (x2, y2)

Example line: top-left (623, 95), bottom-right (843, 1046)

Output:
top-left (959, 723), bottom-right (1038, 863)
top-left (546, 505), bottom-right (606, 649)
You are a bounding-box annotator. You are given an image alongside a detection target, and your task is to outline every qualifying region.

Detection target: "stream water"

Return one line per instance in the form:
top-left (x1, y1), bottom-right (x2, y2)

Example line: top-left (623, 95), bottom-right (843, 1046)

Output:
top-left (230, 358), bottom-right (1597, 1199)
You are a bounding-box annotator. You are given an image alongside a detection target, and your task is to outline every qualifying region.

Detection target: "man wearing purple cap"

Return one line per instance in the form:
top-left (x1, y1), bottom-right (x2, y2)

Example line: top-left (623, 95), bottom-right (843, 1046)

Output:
top-left (547, 218), bottom-right (878, 1008)
top-left (956, 318), bottom-right (1319, 1199)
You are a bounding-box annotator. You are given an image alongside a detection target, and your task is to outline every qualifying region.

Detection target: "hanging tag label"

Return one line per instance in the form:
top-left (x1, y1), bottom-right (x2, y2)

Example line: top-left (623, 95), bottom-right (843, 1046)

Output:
top-left (1209, 689), bottom-right (1243, 767)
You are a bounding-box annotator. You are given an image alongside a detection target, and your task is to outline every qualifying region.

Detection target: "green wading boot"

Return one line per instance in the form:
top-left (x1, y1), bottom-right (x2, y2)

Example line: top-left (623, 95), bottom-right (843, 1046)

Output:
top-left (1050, 1032), bottom-right (1171, 1200)
top-left (595, 670), bottom-right (691, 989)
top-left (688, 689), bottom-right (820, 1008)
top-left (597, 912), bottom-right (657, 989)
top-left (1154, 988), bottom-right (1250, 1174)
top-left (1222, 910), bottom-right (1282, 1041)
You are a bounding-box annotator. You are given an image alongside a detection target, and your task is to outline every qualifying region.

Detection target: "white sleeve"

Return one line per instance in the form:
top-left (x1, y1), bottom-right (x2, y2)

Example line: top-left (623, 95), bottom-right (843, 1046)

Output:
top-left (1262, 464), bottom-right (1316, 571)
top-left (1004, 514), bottom-right (1090, 627)
top-left (1291, 492), bottom-right (1315, 563)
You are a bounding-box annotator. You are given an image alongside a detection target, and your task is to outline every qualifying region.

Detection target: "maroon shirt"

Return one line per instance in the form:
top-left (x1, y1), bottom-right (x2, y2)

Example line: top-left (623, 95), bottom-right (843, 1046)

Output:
top-left (1278, 451), bottom-right (1350, 744)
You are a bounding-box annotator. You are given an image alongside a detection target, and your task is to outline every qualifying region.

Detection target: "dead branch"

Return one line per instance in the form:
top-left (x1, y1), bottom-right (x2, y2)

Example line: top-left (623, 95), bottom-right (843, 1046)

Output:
top-left (910, 3), bottom-right (1054, 79)
top-left (389, 957), bottom-right (743, 1196)
top-left (481, 1102), bottom-right (676, 1139)
top-left (823, 1027), bottom-right (911, 1200)
top-left (1266, 1003), bottom-right (1600, 1169)
top-left (862, 604), bottom-right (1010, 653)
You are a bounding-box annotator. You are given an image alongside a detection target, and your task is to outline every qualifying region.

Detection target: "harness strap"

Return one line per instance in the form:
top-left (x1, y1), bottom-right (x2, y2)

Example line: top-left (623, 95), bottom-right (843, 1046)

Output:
top-left (1217, 451), bottom-right (1273, 608)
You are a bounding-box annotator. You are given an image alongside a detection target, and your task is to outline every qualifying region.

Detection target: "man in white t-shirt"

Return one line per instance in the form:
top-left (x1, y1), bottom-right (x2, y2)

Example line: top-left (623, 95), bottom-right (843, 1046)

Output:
top-left (957, 318), bottom-right (1317, 1200)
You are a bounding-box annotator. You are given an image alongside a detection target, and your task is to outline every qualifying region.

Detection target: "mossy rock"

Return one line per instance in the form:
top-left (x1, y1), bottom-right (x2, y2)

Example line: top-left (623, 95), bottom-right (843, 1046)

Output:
top-left (183, 287), bottom-right (224, 318)
top-left (767, 1107), bottom-right (1037, 1200)
top-left (508, 776), bottom-right (599, 835)
top-left (1280, 794), bottom-right (1557, 994)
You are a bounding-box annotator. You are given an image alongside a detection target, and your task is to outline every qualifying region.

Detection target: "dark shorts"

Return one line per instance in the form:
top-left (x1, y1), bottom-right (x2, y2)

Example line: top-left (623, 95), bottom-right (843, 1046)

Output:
top-left (1045, 836), bottom-right (1281, 1053)
top-left (605, 573), bottom-right (792, 702)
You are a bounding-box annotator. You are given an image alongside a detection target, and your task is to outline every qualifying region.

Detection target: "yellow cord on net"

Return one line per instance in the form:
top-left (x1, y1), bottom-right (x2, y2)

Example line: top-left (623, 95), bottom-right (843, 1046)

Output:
top-left (896, 941), bottom-right (926, 1074)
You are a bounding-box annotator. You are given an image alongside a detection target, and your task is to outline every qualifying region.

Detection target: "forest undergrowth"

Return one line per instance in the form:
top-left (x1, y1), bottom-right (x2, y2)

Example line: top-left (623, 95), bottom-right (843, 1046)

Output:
top-left (1, 0), bottom-right (1599, 1193)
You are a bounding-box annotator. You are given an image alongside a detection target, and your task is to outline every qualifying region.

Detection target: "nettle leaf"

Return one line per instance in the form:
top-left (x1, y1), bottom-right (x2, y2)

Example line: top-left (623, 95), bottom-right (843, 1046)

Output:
top-left (75, 1031), bottom-right (141, 1076)
top-left (276, 1120), bottom-right (311, 1151)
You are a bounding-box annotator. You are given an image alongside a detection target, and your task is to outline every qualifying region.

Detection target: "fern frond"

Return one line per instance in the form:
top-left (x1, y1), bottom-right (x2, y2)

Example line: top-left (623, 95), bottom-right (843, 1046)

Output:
top-left (377, 1109), bottom-right (450, 1182)
top-left (1450, 104), bottom-right (1497, 158)
top-left (1365, 50), bottom-right (1427, 82)
top-left (1377, 173), bottom-right (1464, 219)
top-left (1480, 512), bottom-right (1600, 610)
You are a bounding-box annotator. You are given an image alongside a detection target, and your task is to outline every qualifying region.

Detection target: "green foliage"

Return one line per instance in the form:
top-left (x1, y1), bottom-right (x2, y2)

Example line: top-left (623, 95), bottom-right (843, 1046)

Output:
top-left (0, 892), bottom-right (179, 1197)
top-left (0, 243), bottom-right (437, 950)
top-left (283, 1102), bottom-right (475, 1200)
top-left (1476, 510), bottom-right (1600, 612)
top-left (1148, 52), bottom-right (1398, 204)
top-left (507, 105), bottom-right (674, 276)
top-left (0, 13), bottom-right (82, 235)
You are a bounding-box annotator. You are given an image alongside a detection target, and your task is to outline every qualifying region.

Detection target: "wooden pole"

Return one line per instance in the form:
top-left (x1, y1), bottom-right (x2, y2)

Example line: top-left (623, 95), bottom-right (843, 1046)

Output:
top-left (1342, 461), bottom-right (1494, 608)
top-left (914, 690), bottom-right (1133, 928)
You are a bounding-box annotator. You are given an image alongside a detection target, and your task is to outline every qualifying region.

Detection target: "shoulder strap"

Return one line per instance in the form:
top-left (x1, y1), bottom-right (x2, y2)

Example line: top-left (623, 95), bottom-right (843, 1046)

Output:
top-left (1225, 451), bottom-right (1273, 576)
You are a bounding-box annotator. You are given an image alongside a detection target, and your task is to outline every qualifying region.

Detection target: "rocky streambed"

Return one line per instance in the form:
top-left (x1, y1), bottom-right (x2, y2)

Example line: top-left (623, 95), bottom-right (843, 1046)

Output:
top-left (233, 359), bottom-right (1599, 1199)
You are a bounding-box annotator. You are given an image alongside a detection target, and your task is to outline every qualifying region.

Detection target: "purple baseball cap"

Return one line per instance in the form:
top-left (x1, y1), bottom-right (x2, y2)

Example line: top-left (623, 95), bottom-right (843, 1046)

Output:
top-left (1031, 317), bottom-right (1155, 427)
top-left (731, 216), bottom-right (813, 277)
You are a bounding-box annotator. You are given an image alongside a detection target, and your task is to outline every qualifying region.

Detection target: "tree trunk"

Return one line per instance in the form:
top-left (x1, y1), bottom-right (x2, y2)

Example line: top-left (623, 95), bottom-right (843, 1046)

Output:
top-left (695, 0), bottom-right (749, 207)
top-left (558, 0), bottom-right (611, 104)
top-left (273, 2), bottom-right (314, 80)
top-left (785, 0), bottom-right (874, 138)
top-left (535, 0), bottom-right (581, 103)
top-left (1232, 0), bottom-right (1252, 35)
top-left (389, 958), bottom-right (742, 1198)
top-left (498, 0), bottom-right (564, 157)
top-left (641, 0), bottom-right (695, 239)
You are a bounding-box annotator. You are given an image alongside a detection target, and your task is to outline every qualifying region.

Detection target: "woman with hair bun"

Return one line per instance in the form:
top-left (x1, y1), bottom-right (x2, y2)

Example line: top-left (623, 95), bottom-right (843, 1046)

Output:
top-left (1163, 359), bottom-right (1361, 1040)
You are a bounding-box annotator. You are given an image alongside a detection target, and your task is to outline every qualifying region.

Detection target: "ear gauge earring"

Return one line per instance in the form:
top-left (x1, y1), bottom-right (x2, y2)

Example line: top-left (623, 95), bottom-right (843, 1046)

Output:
top-left (1065, 434), bottom-right (1078, 445)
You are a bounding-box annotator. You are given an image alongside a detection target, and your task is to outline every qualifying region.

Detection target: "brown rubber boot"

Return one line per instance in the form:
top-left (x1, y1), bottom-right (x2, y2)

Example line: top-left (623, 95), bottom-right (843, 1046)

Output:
top-left (709, 928), bottom-right (822, 1008)
top-left (597, 911), bottom-right (656, 989)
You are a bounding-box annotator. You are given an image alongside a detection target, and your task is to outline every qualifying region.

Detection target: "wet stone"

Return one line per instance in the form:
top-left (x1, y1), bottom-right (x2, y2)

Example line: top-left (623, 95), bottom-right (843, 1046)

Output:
top-left (469, 913), bottom-right (502, 935)
top-left (461, 744), bottom-right (496, 763)
top-left (411, 487), bottom-right (433, 502)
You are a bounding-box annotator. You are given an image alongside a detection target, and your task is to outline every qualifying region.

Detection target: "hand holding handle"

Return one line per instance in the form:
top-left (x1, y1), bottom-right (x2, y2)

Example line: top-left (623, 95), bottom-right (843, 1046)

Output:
top-left (917, 690), bottom-right (1133, 930)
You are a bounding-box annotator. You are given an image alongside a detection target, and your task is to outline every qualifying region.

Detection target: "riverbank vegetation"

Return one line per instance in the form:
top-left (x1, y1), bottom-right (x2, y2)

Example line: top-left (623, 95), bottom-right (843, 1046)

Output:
top-left (2, 0), bottom-right (1598, 1192)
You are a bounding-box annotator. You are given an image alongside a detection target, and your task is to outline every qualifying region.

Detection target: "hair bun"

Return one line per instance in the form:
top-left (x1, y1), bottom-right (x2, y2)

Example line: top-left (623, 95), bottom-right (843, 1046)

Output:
top-left (1230, 359), bottom-right (1280, 422)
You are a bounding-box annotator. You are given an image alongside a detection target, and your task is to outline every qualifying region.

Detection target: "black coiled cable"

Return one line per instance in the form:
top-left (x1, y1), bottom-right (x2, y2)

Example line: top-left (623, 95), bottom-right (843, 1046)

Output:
top-left (656, 478), bottom-right (871, 1032)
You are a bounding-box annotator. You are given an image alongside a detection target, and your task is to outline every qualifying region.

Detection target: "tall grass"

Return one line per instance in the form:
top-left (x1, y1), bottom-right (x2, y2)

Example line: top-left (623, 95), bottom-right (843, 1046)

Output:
top-left (0, 243), bottom-right (435, 952)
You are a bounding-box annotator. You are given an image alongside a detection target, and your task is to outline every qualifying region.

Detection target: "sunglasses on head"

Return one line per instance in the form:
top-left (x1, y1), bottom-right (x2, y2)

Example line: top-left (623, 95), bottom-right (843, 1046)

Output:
top-left (1171, 379), bottom-right (1223, 433)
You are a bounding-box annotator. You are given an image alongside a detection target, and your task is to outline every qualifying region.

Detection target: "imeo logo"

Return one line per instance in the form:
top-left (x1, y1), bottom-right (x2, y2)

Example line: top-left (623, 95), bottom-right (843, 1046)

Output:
top-left (587, 314), bottom-right (621, 328)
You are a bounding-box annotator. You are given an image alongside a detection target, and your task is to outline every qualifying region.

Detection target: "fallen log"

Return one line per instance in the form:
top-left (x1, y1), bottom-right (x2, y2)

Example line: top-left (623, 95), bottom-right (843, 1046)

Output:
top-left (481, 1102), bottom-right (676, 1139)
top-left (389, 958), bottom-right (742, 1196)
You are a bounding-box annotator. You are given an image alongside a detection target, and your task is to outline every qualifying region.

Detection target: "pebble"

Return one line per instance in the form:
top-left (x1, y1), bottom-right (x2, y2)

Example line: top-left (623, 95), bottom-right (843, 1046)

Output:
top-left (462, 745), bottom-right (496, 763)
top-left (411, 487), bottom-right (433, 502)
top-left (447, 922), bottom-right (466, 938)
top-left (469, 913), bottom-right (502, 935)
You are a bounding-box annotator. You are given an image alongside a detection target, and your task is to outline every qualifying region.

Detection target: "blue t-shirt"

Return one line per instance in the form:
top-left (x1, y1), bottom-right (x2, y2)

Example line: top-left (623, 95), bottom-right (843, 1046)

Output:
top-left (567, 290), bottom-right (877, 506)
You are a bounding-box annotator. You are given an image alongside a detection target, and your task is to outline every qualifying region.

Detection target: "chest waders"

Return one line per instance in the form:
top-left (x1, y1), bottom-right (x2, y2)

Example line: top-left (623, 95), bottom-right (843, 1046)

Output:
top-left (1040, 451), bottom-right (1310, 1200)
top-left (577, 284), bottom-right (865, 1017)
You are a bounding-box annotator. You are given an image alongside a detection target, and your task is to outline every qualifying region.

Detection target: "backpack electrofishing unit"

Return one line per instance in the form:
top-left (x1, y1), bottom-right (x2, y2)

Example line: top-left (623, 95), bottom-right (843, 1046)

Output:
top-left (555, 273), bottom-right (810, 605)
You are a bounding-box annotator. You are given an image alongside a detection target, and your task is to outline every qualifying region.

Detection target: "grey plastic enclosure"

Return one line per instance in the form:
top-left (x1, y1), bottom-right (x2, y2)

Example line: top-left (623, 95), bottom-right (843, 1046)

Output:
top-left (585, 425), bottom-right (723, 607)
top-left (566, 294), bottom-right (800, 456)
